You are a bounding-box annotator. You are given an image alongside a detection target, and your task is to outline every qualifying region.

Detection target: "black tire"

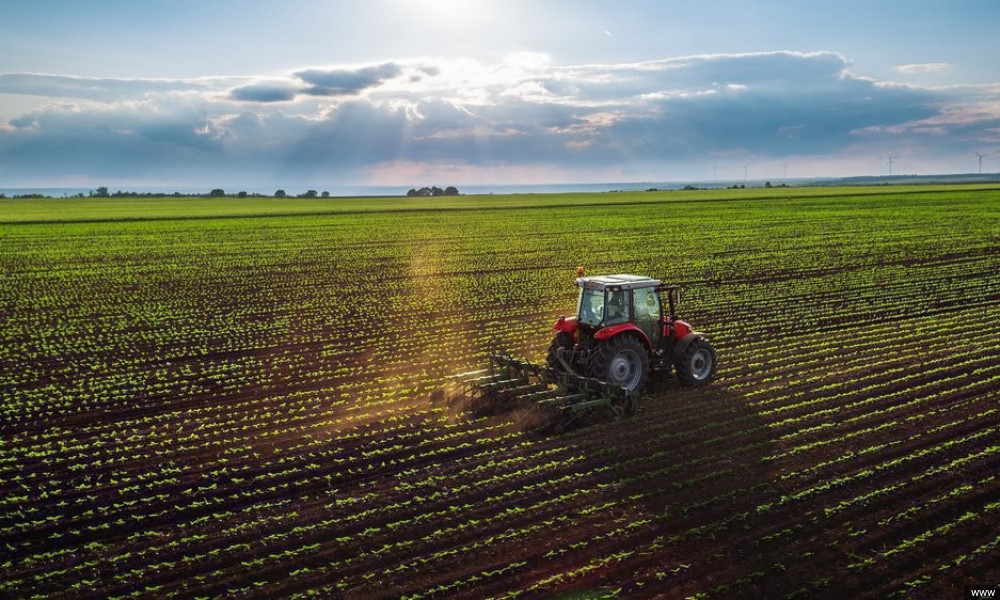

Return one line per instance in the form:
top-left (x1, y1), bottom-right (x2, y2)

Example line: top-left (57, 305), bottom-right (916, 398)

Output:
top-left (675, 337), bottom-right (717, 387)
top-left (588, 335), bottom-right (649, 394)
top-left (546, 331), bottom-right (575, 373)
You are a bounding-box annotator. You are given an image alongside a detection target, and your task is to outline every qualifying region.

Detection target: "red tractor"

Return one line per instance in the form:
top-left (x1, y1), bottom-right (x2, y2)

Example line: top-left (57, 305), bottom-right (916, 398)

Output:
top-left (455, 271), bottom-right (717, 427)
top-left (547, 272), bottom-right (717, 395)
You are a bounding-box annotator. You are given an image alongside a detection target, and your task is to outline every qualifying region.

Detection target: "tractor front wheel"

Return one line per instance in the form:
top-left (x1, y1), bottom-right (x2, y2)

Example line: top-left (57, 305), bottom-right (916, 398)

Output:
top-left (675, 337), bottom-right (717, 386)
top-left (589, 335), bottom-right (649, 394)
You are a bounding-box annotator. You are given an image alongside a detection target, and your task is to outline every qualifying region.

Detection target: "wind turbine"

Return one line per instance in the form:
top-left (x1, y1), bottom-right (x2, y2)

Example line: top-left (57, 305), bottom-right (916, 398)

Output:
top-left (976, 152), bottom-right (985, 175)
top-left (886, 153), bottom-right (899, 176)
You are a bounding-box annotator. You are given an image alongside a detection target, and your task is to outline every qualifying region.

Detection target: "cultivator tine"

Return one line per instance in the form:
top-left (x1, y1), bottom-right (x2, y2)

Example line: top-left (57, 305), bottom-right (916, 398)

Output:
top-left (452, 367), bottom-right (490, 380)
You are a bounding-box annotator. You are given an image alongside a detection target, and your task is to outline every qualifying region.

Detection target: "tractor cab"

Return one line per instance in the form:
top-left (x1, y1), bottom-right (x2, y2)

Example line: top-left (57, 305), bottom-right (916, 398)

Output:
top-left (575, 274), bottom-right (671, 344)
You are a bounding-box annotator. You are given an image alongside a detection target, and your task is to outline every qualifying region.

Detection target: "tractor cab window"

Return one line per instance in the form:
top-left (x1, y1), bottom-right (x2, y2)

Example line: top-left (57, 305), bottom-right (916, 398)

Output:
top-left (578, 287), bottom-right (631, 327)
top-left (633, 286), bottom-right (661, 342)
top-left (605, 289), bottom-right (629, 326)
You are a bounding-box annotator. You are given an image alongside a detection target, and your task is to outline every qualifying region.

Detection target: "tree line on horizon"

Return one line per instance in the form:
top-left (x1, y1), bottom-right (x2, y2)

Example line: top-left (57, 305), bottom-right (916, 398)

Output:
top-left (406, 186), bottom-right (460, 197)
top-left (1, 185), bottom-right (462, 199)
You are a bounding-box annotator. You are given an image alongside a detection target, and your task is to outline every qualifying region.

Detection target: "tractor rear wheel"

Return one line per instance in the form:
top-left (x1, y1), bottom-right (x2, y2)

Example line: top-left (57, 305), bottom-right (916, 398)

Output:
top-left (675, 337), bottom-right (717, 386)
top-left (589, 335), bottom-right (649, 393)
top-left (546, 331), bottom-right (575, 373)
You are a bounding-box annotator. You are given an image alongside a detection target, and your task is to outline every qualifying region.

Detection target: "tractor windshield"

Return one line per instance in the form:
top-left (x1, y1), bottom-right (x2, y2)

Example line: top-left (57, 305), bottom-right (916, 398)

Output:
top-left (578, 288), bottom-right (605, 326)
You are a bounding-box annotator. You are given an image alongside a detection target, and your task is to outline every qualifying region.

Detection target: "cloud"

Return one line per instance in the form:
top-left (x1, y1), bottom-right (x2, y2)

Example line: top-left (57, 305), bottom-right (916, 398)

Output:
top-left (1, 51), bottom-right (997, 186)
top-left (295, 62), bottom-right (403, 97)
top-left (0, 64), bottom-right (419, 108)
top-left (895, 63), bottom-right (953, 74)
top-left (0, 73), bottom-right (222, 102)
top-left (224, 62), bottom-right (429, 103)
top-left (229, 82), bottom-right (300, 103)
top-left (0, 101), bottom-right (228, 185)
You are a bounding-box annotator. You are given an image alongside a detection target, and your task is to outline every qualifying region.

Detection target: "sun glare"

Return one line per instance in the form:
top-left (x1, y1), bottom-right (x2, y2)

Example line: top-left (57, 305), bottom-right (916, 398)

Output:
top-left (404, 0), bottom-right (495, 29)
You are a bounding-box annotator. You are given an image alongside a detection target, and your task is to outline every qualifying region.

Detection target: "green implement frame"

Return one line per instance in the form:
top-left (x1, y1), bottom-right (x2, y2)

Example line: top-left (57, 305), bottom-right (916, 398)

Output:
top-left (454, 353), bottom-right (639, 430)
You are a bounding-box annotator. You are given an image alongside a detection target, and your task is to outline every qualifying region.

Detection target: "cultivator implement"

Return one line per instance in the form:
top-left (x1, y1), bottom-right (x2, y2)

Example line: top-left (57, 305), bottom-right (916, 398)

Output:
top-left (453, 353), bottom-right (638, 431)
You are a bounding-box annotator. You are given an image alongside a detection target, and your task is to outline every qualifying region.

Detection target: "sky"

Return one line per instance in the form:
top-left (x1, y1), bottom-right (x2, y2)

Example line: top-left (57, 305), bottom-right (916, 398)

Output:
top-left (2, 0), bottom-right (1000, 191)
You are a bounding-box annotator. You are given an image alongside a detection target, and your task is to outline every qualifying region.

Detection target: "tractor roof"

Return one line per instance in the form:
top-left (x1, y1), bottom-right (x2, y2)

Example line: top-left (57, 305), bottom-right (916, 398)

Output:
top-left (577, 274), bottom-right (662, 291)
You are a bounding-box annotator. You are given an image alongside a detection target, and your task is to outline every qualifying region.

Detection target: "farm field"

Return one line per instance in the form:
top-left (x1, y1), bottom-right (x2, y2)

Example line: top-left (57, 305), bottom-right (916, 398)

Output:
top-left (2, 185), bottom-right (1000, 599)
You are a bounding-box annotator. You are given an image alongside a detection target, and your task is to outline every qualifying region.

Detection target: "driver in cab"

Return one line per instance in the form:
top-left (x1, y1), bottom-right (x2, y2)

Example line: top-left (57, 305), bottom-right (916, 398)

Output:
top-left (606, 290), bottom-right (627, 324)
